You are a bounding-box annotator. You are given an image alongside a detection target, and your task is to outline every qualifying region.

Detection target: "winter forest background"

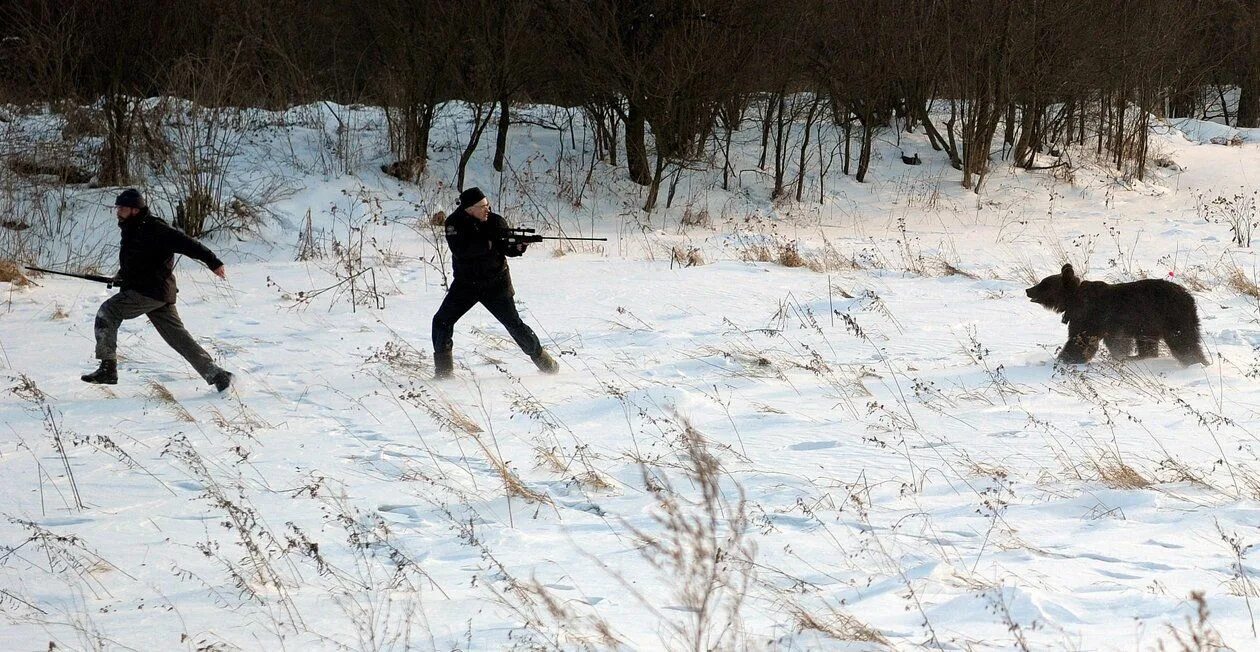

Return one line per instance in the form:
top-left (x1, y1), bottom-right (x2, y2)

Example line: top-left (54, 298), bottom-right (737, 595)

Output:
top-left (4, 1), bottom-right (1260, 650)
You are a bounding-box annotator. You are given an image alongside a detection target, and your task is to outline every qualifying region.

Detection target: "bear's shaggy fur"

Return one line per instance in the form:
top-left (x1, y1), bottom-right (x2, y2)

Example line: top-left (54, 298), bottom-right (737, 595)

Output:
top-left (1026, 264), bottom-right (1209, 366)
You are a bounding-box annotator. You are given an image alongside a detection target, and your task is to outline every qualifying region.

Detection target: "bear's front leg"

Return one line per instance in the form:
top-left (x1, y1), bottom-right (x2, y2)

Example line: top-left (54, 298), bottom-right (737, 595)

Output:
top-left (1058, 324), bottom-right (1101, 364)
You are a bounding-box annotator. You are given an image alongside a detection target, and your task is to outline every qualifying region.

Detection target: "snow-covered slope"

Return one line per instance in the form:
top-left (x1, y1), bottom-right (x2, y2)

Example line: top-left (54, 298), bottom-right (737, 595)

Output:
top-left (1, 104), bottom-right (1259, 649)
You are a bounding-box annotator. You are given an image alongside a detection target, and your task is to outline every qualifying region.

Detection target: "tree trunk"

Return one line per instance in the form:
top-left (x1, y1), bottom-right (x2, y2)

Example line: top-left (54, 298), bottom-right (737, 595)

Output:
top-left (99, 93), bottom-right (133, 186)
top-left (758, 92), bottom-right (778, 169)
top-left (855, 105), bottom-right (876, 183)
top-left (493, 96), bottom-right (510, 172)
top-left (1239, 78), bottom-right (1260, 127)
top-left (796, 96), bottom-right (821, 202)
top-left (457, 103), bottom-right (496, 190)
top-left (643, 150), bottom-right (666, 212)
top-left (772, 94), bottom-right (788, 198)
top-left (625, 100), bottom-right (651, 186)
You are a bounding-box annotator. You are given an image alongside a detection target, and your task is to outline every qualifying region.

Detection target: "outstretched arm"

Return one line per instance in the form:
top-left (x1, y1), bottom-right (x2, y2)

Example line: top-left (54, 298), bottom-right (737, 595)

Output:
top-left (162, 224), bottom-right (225, 273)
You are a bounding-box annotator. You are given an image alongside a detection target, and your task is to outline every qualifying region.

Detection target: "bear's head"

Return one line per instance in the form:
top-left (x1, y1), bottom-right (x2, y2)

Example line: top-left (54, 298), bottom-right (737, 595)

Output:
top-left (1025, 263), bottom-right (1080, 313)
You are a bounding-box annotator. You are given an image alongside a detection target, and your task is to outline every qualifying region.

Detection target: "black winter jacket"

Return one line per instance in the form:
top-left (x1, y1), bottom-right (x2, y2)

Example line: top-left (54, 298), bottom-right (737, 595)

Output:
top-left (444, 208), bottom-right (525, 291)
top-left (116, 210), bottom-right (223, 304)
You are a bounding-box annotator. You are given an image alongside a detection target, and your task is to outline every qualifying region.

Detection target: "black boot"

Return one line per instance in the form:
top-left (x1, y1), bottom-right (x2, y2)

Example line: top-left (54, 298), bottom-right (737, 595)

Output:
top-left (434, 350), bottom-right (454, 380)
top-left (209, 370), bottom-right (233, 392)
top-left (533, 350), bottom-right (559, 375)
top-left (81, 360), bottom-right (118, 385)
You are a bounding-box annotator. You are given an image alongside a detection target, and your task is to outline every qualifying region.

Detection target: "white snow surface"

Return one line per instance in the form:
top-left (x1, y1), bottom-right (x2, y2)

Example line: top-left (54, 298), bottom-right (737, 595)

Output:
top-left (2, 103), bottom-right (1260, 650)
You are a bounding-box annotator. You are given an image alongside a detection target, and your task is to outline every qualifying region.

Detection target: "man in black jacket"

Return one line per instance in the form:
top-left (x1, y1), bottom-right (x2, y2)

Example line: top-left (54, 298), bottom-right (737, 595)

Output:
top-left (81, 189), bottom-right (234, 391)
top-left (431, 187), bottom-right (558, 379)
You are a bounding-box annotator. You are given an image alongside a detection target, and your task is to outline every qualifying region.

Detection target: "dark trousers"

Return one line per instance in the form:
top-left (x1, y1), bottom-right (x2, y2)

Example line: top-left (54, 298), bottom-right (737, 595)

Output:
top-left (95, 290), bottom-right (222, 382)
top-left (432, 283), bottom-right (542, 360)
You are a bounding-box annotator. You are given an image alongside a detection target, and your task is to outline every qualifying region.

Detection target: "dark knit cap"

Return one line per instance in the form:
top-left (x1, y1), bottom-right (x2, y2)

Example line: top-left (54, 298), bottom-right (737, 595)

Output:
top-left (458, 187), bottom-right (487, 209)
top-left (114, 188), bottom-right (146, 209)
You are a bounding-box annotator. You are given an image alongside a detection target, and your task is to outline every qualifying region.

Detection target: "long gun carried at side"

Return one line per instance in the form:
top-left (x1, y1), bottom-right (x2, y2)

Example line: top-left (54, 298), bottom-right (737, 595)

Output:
top-left (493, 227), bottom-right (607, 246)
top-left (24, 265), bottom-right (116, 286)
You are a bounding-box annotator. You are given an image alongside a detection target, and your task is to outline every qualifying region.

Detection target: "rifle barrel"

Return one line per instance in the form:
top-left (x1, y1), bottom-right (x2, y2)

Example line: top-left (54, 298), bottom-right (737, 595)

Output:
top-left (24, 266), bottom-right (113, 284)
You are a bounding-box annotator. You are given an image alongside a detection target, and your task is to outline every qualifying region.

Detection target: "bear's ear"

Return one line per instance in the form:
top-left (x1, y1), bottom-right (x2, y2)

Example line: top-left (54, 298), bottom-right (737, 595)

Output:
top-left (1061, 263), bottom-right (1080, 292)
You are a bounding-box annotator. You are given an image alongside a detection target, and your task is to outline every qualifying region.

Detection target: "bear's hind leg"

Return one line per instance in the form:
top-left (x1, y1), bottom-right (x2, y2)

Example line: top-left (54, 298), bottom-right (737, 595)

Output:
top-left (1166, 329), bottom-right (1210, 366)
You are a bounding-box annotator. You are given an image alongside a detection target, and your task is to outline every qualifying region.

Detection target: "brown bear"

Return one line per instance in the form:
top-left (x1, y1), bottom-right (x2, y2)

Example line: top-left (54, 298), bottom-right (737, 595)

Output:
top-left (1026, 264), bottom-right (1209, 366)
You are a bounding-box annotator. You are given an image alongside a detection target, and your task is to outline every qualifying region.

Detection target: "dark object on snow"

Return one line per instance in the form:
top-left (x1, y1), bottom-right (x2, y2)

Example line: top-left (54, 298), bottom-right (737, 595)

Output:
top-left (1026, 264), bottom-right (1209, 365)
top-left (114, 188), bottom-right (146, 209)
top-left (8, 156), bottom-right (91, 184)
top-left (432, 199), bottom-right (559, 378)
top-left (900, 153), bottom-right (921, 165)
top-left (81, 359), bottom-right (117, 384)
top-left (2, 220), bottom-right (30, 231)
top-left (211, 370), bottom-right (233, 392)
top-left (25, 265), bottom-right (115, 285)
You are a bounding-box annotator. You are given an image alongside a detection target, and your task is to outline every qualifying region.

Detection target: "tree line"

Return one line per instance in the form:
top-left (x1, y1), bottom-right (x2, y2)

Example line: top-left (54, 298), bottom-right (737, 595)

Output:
top-left (2, 0), bottom-right (1258, 206)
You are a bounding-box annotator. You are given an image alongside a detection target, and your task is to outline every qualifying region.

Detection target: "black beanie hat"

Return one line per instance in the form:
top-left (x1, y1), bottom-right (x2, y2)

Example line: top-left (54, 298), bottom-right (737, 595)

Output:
top-left (458, 187), bottom-right (486, 209)
top-left (114, 188), bottom-right (146, 209)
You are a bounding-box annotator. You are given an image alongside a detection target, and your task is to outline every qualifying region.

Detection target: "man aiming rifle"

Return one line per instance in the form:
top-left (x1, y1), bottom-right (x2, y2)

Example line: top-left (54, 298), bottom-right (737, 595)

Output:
top-left (431, 187), bottom-right (604, 380)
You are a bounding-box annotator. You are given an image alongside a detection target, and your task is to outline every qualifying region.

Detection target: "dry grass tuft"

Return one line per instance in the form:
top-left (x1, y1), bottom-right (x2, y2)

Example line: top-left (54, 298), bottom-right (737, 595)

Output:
top-left (670, 245), bottom-right (705, 268)
top-left (1093, 454), bottom-right (1150, 489)
top-left (1226, 266), bottom-right (1260, 300)
top-left (0, 260), bottom-right (30, 285)
top-left (680, 206), bottom-right (710, 228)
top-left (777, 241), bottom-right (806, 268)
top-left (146, 380), bottom-right (196, 422)
top-left (788, 603), bottom-right (891, 646)
top-left (935, 258), bottom-right (981, 280)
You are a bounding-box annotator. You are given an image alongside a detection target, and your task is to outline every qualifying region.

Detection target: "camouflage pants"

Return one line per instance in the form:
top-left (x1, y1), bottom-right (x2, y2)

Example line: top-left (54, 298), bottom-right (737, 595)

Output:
top-left (94, 290), bottom-right (222, 382)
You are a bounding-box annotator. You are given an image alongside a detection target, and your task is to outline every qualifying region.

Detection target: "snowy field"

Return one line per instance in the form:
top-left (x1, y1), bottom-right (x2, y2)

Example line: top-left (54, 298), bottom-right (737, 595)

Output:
top-left (2, 103), bottom-right (1260, 650)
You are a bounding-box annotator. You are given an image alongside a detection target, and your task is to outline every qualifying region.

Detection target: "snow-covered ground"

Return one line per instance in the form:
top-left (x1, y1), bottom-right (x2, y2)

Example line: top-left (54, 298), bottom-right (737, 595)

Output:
top-left (2, 103), bottom-right (1260, 649)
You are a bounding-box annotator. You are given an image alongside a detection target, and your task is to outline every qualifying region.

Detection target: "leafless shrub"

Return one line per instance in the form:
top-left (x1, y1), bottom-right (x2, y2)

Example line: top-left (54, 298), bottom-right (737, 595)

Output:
top-left (1196, 189), bottom-right (1257, 248)
top-left (294, 208), bottom-right (322, 261)
top-left (625, 417), bottom-right (755, 651)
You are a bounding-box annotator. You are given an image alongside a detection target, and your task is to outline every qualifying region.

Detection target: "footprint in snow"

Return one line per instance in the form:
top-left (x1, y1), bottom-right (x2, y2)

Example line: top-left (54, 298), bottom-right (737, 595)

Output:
top-left (788, 440), bottom-right (838, 451)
